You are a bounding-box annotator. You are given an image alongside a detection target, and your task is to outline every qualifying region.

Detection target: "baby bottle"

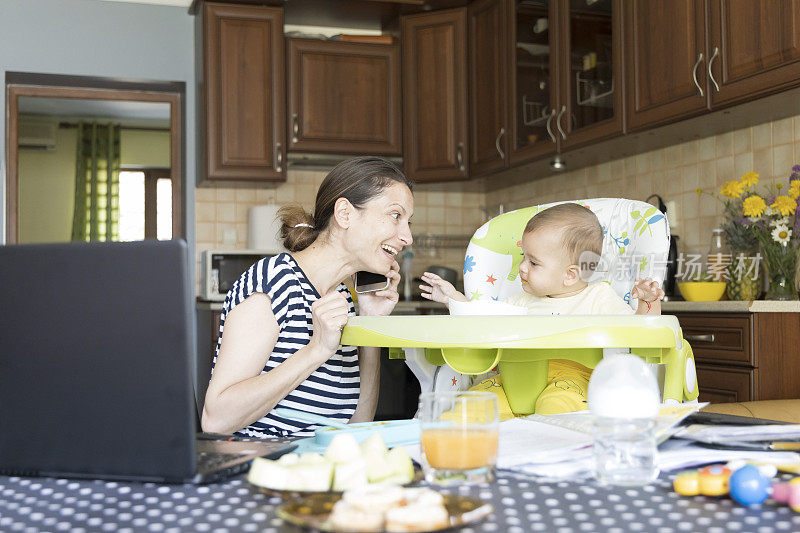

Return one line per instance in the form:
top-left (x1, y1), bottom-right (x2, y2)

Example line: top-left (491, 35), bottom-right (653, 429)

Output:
top-left (587, 354), bottom-right (660, 486)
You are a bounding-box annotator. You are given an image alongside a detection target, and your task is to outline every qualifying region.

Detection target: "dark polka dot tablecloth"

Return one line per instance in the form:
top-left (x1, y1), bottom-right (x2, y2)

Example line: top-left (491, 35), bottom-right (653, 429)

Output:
top-left (1, 472), bottom-right (799, 532)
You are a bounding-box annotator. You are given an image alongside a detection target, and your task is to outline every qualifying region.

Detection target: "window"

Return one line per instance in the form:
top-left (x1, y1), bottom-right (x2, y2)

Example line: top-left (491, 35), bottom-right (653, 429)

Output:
top-left (118, 169), bottom-right (172, 241)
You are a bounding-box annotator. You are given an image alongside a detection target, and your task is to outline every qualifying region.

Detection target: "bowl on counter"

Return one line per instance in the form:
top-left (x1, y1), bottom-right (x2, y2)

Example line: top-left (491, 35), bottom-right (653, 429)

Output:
top-left (677, 281), bottom-right (727, 302)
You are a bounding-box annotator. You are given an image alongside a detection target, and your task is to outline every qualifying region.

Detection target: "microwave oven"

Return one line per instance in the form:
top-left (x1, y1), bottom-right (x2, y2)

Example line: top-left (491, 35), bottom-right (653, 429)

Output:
top-left (201, 249), bottom-right (280, 301)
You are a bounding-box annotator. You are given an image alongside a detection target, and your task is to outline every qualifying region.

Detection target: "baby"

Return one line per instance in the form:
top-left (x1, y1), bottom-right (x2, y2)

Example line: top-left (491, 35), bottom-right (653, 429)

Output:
top-left (420, 203), bottom-right (665, 415)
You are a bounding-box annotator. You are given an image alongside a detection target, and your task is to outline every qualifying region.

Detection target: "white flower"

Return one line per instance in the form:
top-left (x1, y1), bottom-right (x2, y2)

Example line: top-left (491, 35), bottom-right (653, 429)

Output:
top-left (764, 206), bottom-right (775, 216)
top-left (770, 216), bottom-right (790, 227)
top-left (771, 224), bottom-right (792, 246)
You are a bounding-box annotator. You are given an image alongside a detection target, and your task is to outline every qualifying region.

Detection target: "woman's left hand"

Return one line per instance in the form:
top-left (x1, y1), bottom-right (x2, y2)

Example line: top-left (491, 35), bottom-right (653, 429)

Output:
top-left (356, 260), bottom-right (400, 316)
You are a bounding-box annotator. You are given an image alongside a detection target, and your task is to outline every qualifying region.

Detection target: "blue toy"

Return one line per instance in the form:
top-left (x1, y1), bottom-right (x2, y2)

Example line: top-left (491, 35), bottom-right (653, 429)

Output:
top-left (729, 465), bottom-right (771, 506)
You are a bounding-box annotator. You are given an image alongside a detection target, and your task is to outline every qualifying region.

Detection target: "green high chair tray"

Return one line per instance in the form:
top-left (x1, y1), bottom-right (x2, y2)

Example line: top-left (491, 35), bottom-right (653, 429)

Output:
top-left (341, 315), bottom-right (698, 415)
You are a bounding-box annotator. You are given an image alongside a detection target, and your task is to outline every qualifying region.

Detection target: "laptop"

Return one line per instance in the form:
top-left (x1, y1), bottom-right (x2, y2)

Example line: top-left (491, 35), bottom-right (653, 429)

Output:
top-left (0, 239), bottom-right (294, 483)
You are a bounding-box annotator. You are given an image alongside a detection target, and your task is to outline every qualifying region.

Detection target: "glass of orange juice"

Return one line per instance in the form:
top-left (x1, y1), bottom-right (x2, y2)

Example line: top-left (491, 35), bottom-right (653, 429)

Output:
top-left (418, 391), bottom-right (499, 485)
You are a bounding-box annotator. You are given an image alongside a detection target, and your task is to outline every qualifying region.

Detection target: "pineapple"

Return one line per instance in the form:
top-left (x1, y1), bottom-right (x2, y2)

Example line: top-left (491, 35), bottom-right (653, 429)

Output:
top-left (726, 253), bottom-right (762, 301)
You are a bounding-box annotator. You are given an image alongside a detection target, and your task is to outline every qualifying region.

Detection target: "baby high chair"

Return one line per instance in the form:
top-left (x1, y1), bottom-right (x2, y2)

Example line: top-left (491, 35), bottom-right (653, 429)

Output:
top-left (342, 198), bottom-right (699, 414)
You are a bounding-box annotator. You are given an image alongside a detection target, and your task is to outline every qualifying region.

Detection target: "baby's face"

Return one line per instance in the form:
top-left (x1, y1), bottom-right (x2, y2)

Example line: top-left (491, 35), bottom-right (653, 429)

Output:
top-left (518, 229), bottom-right (572, 297)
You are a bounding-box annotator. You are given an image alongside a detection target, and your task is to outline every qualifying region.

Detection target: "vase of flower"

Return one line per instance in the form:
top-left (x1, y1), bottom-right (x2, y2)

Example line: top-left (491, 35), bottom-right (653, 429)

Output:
top-left (760, 237), bottom-right (799, 301)
top-left (726, 248), bottom-right (763, 301)
top-left (700, 166), bottom-right (800, 301)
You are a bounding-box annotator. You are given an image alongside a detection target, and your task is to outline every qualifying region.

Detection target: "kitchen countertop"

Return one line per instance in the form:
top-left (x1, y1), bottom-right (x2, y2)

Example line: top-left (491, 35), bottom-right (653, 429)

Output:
top-left (199, 299), bottom-right (800, 313)
top-left (661, 299), bottom-right (800, 313)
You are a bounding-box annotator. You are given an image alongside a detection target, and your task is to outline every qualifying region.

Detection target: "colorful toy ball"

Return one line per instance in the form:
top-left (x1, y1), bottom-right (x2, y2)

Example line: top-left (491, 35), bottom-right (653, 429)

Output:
top-left (674, 470), bottom-right (700, 496)
top-left (788, 482), bottom-right (800, 512)
top-left (772, 482), bottom-right (791, 504)
top-left (698, 465), bottom-right (732, 497)
top-left (729, 465), bottom-right (770, 506)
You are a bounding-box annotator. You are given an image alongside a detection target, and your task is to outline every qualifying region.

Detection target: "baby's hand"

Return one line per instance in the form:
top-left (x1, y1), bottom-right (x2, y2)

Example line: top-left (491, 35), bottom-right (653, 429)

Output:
top-left (631, 278), bottom-right (665, 302)
top-left (419, 272), bottom-right (465, 305)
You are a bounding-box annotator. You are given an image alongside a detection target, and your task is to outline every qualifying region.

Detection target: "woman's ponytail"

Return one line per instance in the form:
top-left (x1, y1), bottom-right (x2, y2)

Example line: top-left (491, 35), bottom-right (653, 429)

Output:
top-left (277, 204), bottom-right (318, 252)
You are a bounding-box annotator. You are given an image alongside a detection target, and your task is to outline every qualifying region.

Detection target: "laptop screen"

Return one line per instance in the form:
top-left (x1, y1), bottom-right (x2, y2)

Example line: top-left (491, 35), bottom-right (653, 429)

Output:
top-left (0, 240), bottom-right (197, 481)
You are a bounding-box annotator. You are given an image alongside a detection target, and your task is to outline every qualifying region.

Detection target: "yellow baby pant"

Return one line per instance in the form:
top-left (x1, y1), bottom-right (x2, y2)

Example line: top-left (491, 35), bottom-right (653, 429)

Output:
top-left (534, 359), bottom-right (592, 415)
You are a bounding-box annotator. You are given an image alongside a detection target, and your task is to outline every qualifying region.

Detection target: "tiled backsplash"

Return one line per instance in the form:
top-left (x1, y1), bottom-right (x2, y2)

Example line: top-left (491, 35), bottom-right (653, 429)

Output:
top-left (486, 114), bottom-right (800, 258)
top-left (194, 170), bottom-right (483, 293)
top-left (195, 114), bottom-right (800, 294)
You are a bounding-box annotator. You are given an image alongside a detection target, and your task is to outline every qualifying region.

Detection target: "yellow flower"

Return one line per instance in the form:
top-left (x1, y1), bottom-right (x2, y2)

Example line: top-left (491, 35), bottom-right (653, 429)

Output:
top-left (696, 188), bottom-right (703, 195)
top-left (720, 180), bottom-right (744, 198)
top-left (743, 195), bottom-right (767, 217)
top-left (789, 182), bottom-right (800, 200)
top-left (771, 195), bottom-right (797, 216)
top-left (739, 171), bottom-right (759, 188)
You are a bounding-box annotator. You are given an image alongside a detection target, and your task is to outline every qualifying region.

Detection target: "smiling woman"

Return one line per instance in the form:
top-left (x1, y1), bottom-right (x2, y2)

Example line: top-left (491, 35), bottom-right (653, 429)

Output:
top-left (202, 157), bottom-right (415, 437)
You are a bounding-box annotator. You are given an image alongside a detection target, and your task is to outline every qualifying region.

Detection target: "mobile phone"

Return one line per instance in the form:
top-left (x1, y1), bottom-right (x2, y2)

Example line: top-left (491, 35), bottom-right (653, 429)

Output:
top-left (355, 271), bottom-right (389, 294)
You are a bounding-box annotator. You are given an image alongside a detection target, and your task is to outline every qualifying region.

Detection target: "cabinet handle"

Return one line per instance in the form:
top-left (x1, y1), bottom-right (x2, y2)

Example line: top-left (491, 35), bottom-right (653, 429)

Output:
top-left (545, 108), bottom-right (557, 142)
top-left (556, 105), bottom-right (567, 140)
top-left (456, 142), bottom-right (465, 172)
top-left (708, 46), bottom-right (720, 92)
top-left (292, 114), bottom-right (299, 143)
top-left (692, 52), bottom-right (704, 97)
top-left (685, 333), bottom-right (715, 343)
top-left (495, 128), bottom-right (505, 160)
top-left (275, 142), bottom-right (283, 173)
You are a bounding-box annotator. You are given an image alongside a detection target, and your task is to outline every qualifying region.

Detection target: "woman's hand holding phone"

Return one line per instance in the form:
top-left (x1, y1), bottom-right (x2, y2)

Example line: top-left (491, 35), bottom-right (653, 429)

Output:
top-left (355, 260), bottom-right (400, 317)
top-left (309, 290), bottom-right (350, 355)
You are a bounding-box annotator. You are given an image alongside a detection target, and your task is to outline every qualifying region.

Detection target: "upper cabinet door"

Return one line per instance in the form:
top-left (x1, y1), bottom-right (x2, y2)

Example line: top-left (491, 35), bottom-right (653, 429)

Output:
top-left (508, 0), bottom-right (559, 165)
top-left (402, 8), bottom-right (469, 182)
top-left (707, 0), bottom-right (800, 107)
top-left (287, 39), bottom-right (401, 155)
top-left (468, 0), bottom-right (510, 176)
top-left (202, 2), bottom-right (285, 181)
top-left (558, 0), bottom-right (623, 150)
top-left (624, 0), bottom-right (708, 131)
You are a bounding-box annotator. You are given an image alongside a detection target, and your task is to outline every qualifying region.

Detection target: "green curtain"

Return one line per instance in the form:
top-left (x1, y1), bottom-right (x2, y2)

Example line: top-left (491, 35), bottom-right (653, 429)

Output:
top-left (71, 122), bottom-right (121, 242)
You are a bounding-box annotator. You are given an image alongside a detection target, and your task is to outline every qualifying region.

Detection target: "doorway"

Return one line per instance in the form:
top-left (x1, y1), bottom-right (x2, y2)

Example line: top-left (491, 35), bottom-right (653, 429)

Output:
top-left (5, 72), bottom-right (184, 244)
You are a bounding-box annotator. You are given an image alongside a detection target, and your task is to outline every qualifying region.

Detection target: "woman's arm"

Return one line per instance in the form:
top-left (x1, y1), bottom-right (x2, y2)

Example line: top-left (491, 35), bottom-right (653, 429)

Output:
top-left (202, 290), bottom-right (349, 434)
top-left (349, 346), bottom-right (381, 423)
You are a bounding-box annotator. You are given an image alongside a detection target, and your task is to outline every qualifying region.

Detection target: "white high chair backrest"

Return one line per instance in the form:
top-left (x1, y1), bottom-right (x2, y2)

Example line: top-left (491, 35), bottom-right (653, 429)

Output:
top-left (463, 198), bottom-right (670, 308)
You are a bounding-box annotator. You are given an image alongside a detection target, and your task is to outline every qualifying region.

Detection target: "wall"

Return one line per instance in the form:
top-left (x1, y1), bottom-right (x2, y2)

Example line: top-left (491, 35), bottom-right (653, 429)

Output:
top-left (194, 170), bottom-right (484, 291)
top-left (486, 114), bottom-right (800, 258)
top-left (18, 128), bottom-right (76, 243)
top-left (0, 0), bottom-right (195, 267)
top-left (18, 126), bottom-right (171, 243)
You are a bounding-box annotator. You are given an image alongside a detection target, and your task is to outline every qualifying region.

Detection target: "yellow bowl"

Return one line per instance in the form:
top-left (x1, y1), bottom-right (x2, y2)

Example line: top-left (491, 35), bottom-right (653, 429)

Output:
top-left (678, 281), bottom-right (727, 302)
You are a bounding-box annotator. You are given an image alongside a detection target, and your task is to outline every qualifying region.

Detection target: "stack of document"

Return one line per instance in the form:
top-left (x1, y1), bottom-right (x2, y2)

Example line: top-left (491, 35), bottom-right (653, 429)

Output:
top-left (493, 412), bottom-right (800, 481)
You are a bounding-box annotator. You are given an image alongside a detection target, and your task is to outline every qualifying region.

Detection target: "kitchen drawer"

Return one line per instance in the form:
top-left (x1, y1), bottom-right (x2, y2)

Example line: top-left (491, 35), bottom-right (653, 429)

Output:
top-left (696, 364), bottom-right (754, 404)
top-left (673, 312), bottom-right (753, 366)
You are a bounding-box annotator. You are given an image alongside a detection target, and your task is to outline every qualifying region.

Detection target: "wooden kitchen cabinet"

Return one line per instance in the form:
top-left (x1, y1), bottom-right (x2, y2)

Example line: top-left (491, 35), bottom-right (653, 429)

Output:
top-left (556, 0), bottom-right (624, 150)
top-left (625, 0), bottom-right (800, 132)
top-left (674, 311), bottom-right (800, 404)
top-left (199, 2), bottom-right (285, 182)
top-left (287, 38), bottom-right (401, 155)
top-left (706, 0), bottom-right (800, 108)
top-left (468, 0), bottom-right (624, 176)
top-left (624, 0), bottom-right (708, 131)
top-left (468, 0), bottom-right (510, 176)
top-left (401, 8), bottom-right (469, 182)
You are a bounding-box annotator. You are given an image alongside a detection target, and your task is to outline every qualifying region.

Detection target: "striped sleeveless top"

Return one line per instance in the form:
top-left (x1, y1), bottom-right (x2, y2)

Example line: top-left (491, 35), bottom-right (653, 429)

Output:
top-left (211, 252), bottom-right (359, 437)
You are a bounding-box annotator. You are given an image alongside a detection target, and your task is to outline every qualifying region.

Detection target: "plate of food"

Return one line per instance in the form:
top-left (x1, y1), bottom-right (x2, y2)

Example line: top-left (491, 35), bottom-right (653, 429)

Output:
top-left (277, 485), bottom-right (493, 532)
top-left (248, 432), bottom-right (421, 498)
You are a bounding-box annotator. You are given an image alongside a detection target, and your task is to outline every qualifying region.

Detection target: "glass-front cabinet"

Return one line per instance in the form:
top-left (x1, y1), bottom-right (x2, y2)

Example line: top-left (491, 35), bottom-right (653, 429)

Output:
top-left (510, 0), bottom-right (558, 163)
top-left (559, 0), bottom-right (622, 149)
top-left (509, 0), bottom-right (622, 166)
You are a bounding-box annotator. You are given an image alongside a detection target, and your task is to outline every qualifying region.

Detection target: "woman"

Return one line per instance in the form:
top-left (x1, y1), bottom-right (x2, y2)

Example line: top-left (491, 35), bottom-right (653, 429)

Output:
top-left (202, 157), bottom-right (414, 437)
